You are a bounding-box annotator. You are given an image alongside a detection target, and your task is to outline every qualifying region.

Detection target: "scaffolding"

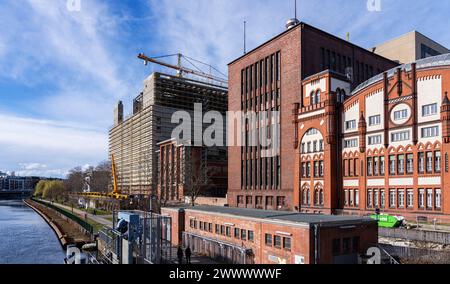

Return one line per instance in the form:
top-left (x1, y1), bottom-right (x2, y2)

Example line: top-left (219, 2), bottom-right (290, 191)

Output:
top-left (109, 72), bottom-right (228, 197)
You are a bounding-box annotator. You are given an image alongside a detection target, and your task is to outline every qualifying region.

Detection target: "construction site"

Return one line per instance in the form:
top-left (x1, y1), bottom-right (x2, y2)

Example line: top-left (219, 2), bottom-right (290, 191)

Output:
top-left (108, 54), bottom-right (229, 201)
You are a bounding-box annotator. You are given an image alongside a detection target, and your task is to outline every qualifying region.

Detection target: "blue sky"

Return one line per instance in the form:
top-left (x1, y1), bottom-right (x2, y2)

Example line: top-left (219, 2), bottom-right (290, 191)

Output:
top-left (0, 0), bottom-right (449, 178)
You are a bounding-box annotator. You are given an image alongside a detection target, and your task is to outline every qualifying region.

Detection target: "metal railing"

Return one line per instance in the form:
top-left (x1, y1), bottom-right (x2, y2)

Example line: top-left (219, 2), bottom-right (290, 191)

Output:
top-left (31, 198), bottom-right (93, 234)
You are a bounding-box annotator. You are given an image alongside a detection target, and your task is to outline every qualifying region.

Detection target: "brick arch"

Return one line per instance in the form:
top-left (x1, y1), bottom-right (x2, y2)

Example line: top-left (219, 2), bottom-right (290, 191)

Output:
top-left (367, 149), bottom-right (374, 156)
top-left (425, 142), bottom-right (434, 151)
top-left (417, 143), bottom-right (426, 151)
top-left (397, 145), bottom-right (406, 153)
top-left (433, 141), bottom-right (442, 150)
top-left (299, 127), bottom-right (325, 145)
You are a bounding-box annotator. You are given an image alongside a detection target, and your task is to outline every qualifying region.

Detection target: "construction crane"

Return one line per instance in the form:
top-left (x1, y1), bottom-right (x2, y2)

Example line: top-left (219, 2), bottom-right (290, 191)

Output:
top-left (137, 53), bottom-right (228, 86)
top-left (71, 154), bottom-right (129, 201)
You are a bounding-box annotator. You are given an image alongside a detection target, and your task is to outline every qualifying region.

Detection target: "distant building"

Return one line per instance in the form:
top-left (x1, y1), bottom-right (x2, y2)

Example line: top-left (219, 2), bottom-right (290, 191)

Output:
top-left (109, 72), bottom-right (228, 197)
top-left (0, 175), bottom-right (41, 192)
top-left (156, 139), bottom-right (227, 204)
top-left (162, 206), bottom-right (377, 264)
top-left (373, 31), bottom-right (450, 64)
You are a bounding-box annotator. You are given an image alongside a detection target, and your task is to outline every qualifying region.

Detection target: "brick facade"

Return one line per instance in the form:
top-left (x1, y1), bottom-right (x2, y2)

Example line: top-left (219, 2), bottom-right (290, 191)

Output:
top-left (228, 22), bottom-right (398, 210)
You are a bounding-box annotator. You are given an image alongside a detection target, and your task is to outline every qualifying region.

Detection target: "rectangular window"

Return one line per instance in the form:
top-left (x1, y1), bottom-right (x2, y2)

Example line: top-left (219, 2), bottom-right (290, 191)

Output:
top-left (368, 135), bottom-right (382, 145)
top-left (389, 155), bottom-right (396, 175)
top-left (274, 236), bottom-right (282, 248)
top-left (422, 103), bottom-right (438, 117)
top-left (345, 120), bottom-right (357, 131)
top-left (355, 190), bottom-right (360, 207)
top-left (332, 239), bottom-right (341, 255)
top-left (265, 234), bottom-right (273, 246)
top-left (374, 157), bottom-right (379, 176)
top-left (343, 238), bottom-right (351, 254)
top-left (235, 228), bottom-right (240, 239)
top-left (436, 151), bottom-right (441, 173)
top-left (398, 155), bottom-right (405, 175)
top-left (367, 157), bottom-right (373, 176)
top-left (226, 227), bottom-right (231, 237)
top-left (248, 231), bottom-right (254, 242)
top-left (436, 189), bottom-right (442, 209)
top-left (380, 157), bottom-right (385, 175)
top-left (319, 161), bottom-right (324, 177)
top-left (418, 153), bottom-right (425, 173)
top-left (419, 189), bottom-right (425, 208)
top-left (394, 110), bottom-right (408, 121)
top-left (367, 190), bottom-right (373, 207)
top-left (380, 190), bottom-right (385, 208)
top-left (426, 152), bottom-right (433, 173)
top-left (421, 126), bottom-right (439, 138)
top-left (398, 190), bottom-right (405, 208)
top-left (389, 190), bottom-right (396, 208)
top-left (369, 115), bottom-right (381, 126)
top-left (283, 237), bottom-right (291, 251)
top-left (241, 229), bottom-right (247, 241)
top-left (374, 190), bottom-right (379, 207)
top-left (215, 224), bottom-right (220, 234)
top-left (407, 154), bottom-right (414, 174)
top-left (344, 139), bottom-right (358, 148)
top-left (427, 189), bottom-right (433, 209)
top-left (391, 131), bottom-right (410, 142)
top-left (407, 189), bottom-right (414, 208)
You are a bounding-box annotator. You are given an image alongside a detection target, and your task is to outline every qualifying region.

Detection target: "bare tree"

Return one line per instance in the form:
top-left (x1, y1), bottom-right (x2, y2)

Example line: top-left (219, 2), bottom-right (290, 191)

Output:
top-left (64, 167), bottom-right (84, 193)
top-left (91, 161), bottom-right (112, 193)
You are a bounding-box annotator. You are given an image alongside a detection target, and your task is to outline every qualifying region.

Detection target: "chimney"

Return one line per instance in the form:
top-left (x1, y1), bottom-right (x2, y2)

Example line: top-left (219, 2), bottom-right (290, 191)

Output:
top-left (114, 101), bottom-right (124, 126)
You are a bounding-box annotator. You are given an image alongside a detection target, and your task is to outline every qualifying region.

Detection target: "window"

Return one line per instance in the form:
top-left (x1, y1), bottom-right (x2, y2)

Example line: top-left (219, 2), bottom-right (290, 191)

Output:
top-left (369, 115), bottom-right (381, 126)
top-left (422, 103), bottom-right (438, 117)
top-left (221, 225), bottom-right (225, 235)
top-left (421, 126), bottom-right (439, 138)
top-left (436, 189), bottom-right (442, 209)
top-left (248, 231), bottom-right (254, 242)
top-left (283, 237), bottom-right (291, 251)
top-left (314, 90), bottom-right (321, 105)
top-left (319, 140), bottom-right (324, 151)
top-left (367, 157), bottom-right (373, 176)
top-left (380, 157), bottom-right (385, 175)
top-left (407, 189), bottom-right (414, 208)
top-left (235, 228), bottom-right (240, 239)
top-left (418, 153), bottom-right (425, 173)
top-left (394, 110), bottom-right (408, 121)
top-left (314, 161), bottom-right (319, 177)
top-left (368, 135), bottom-right (382, 145)
top-left (374, 190), bottom-right (379, 207)
top-left (319, 161), bottom-right (324, 177)
top-left (407, 154), bottom-right (414, 174)
top-left (367, 190), bottom-right (373, 207)
top-left (398, 190), bottom-right (405, 208)
top-left (374, 157), bottom-right (379, 176)
top-left (389, 190), bottom-right (396, 208)
top-left (355, 190), bottom-right (360, 207)
top-left (380, 190), bottom-right (385, 208)
top-left (226, 227), bottom-right (231, 237)
top-left (345, 120), bottom-right (356, 131)
top-left (265, 234), bottom-right (273, 246)
top-left (391, 131), bottom-right (410, 142)
top-left (353, 237), bottom-right (360, 253)
top-left (427, 189), bottom-right (433, 209)
top-left (301, 143), bottom-right (306, 154)
top-left (215, 224), bottom-right (220, 234)
top-left (435, 151), bottom-right (442, 173)
top-left (389, 155), bottom-right (396, 175)
top-left (419, 189), bottom-right (425, 208)
top-left (274, 236), bottom-right (282, 248)
top-left (332, 239), bottom-right (341, 255)
top-left (426, 152), bottom-right (433, 173)
top-left (343, 238), bottom-right (351, 254)
top-left (398, 155), bottom-right (405, 175)
top-left (306, 128), bottom-right (318, 135)
top-left (344, 139), bottom-right (358, 148)
top-left (241, 229), bottom-right (247, 241)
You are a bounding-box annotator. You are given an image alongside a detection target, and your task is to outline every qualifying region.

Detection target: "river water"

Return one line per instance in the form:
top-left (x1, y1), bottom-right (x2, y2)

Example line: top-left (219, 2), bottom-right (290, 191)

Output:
top-left (0, 200), bottom-right (65, 264)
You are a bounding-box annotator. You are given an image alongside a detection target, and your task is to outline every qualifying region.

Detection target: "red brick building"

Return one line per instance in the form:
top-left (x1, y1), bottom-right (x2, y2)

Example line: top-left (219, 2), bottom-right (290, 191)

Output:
top-left (162, 206), bottom-right (377, 264)
top-left (294, 54), bottom-right (450, 222)
top-left (227, 22), bottom-right (398, 210)
top-left (157, 139), bottom-right (227, 204)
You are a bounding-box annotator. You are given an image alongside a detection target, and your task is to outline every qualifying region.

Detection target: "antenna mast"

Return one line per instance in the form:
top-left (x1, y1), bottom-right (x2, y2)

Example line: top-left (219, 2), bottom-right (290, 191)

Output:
top-left (244, 21), bottom-right (247, 55)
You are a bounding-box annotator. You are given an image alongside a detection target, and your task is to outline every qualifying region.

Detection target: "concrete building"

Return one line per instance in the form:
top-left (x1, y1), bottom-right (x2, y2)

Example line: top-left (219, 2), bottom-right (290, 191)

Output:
top-left (156, 139), bottom-right (227, 204)
top-left (227, 21), bottom-right (398, 210)
top-left (0, 175), bottom-right (40, 192)
top-left (162, 206), bottom-right (377, 264)
top-left (109, 72), bottom-right (227, 197)
top-left (294, 53), bottom-right (450, 222)
top-left (373, 31), bottom-right (450, 64)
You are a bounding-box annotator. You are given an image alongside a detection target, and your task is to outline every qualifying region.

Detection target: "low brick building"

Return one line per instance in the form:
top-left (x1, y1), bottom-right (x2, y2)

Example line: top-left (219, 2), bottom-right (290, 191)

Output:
top-left (162, 206), bottom-right (377, 264)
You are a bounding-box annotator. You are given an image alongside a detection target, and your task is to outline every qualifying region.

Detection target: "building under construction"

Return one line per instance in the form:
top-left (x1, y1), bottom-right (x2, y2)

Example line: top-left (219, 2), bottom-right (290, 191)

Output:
top-left (109, 72), bottom-right (228, 197)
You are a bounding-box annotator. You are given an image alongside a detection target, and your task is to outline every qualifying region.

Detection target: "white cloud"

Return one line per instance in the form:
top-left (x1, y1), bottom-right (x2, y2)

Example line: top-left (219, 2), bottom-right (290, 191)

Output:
top-left (0, 113), bottom-right (107, 178)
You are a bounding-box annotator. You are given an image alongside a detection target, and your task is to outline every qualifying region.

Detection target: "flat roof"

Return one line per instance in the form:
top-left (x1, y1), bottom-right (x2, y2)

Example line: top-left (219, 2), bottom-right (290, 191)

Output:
top-left (228, 22), bottom-right (397, 66)
top-left (175, 205), bottom-right (375, 227)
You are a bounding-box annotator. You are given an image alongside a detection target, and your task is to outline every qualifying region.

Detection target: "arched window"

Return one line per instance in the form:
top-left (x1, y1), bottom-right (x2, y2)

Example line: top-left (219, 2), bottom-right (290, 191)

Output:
top-left (302, 186), bottom-right (311, 206)
top-left (315, 90), bottom-right (321, 104)
top-left (320, 190), bottom-right (324, 206)
top-left (314, 189), bottom-right (320, 205)
top-left (310, 91), bottom-right (316, 105)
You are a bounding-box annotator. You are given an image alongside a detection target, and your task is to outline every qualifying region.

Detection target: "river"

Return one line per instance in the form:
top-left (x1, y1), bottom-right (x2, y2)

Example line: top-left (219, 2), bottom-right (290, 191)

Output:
top-left (0, 200), bottom-right (65, 264)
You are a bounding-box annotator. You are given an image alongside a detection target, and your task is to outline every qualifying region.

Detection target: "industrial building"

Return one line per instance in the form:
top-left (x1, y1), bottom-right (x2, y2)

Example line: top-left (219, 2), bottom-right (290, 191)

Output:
top-left (109, 72), bottom-right (228, 197)
top-left (156, 139), bottom-right (227, 205)
top-left (373, 31), bottom-right (450, 64)
top-left (162, 206), bottom-right (377, 264)
top-left (294, 53), bottom-right (450, 222)
top-left (227, 21), bottom-right (399, 211)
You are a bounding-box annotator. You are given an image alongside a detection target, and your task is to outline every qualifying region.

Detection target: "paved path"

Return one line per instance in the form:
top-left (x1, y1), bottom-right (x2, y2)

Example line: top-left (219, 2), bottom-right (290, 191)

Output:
top-left (169, 247), bottom-right (223, 265)
top-left (38, 200), bottom-right (112, 228)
